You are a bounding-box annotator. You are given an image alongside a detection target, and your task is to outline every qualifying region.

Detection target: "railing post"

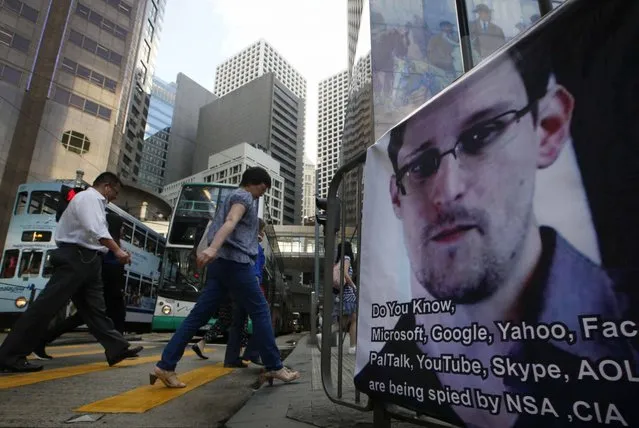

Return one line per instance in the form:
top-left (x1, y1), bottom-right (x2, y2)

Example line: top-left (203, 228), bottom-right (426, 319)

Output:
top-left (309, 291), bottom-right (317, 345)
top-left (538, 0), bottom-right (553, 17)
top-left (373, 401), bottom-right (391, 428)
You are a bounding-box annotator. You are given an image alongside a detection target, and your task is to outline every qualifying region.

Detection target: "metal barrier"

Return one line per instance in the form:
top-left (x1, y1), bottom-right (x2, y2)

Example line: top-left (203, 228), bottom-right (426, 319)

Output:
top-left (319, 150), bottom-right (369, 412)
top-left (319, 152), bottom-right (447, 427)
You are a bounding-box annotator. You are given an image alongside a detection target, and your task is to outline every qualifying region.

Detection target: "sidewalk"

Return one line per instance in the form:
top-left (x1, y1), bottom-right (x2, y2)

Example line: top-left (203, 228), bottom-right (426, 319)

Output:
top-left (226, 333), bottom-right (421, 428)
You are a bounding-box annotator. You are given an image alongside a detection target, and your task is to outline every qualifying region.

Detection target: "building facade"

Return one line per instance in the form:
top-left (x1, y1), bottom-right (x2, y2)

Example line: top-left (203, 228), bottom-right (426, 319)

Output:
top-left (163, 72), bottom-right (215, 184)
top-left (162, 142), bottom-right (285, 225)
top-left (347, 0), bottom-right (364, 73)
top-left (301, 156), bottom-right (315, 221)
top-left (195, 73), bottom-right (304, 225)
top-left (214, 39), bottom-right (306, 100)
top-left (117, 0), bottom-right (166, 185)
top-left (0, 0), bottom-right (150, 247)
top-left (137, 75), bottom-right (175, 191)
top-left (317, 69), bottom-right (348, 198)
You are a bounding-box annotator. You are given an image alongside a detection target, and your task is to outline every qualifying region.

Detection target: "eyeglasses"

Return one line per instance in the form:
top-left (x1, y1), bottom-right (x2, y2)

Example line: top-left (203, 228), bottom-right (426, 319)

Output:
top-left (395, 100), bottom-right (538, 196)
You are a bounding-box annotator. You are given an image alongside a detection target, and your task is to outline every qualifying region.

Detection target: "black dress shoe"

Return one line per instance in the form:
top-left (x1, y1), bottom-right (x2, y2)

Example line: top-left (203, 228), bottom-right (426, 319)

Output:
top-left (191, 344), bottom-right (208, 360)
top-left (32, 344), bottom-right (53, 360)
top-left (1, 359), bottom-right (43, 373)
top-left (107, 345), bottom-right (143, 367)
top-left (224, 360), bottom-right (248, 368)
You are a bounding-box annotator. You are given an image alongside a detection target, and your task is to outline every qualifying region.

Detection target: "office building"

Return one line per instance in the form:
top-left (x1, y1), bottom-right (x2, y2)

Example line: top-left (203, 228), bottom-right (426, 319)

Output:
top-left (162, 143), bottom-right (284, 225)
top-left (214, 39), bottom-right (306, 100)
top-left (117, 0), bottom-right (166, 184)
top-left (302, 157), bottom-right (315, 221)
top-left (0, 0), bottom-right (150, 247)
top-left (164, 72), bottom-right (216, 184)
top-left (317, 69), bottom-right (348, 198)
top-left (348, 0), bottom-right (364, 72)
top-left (137, 76), bottom-right (175, 192)
top-left (195, 73), bottom-right (304, 225)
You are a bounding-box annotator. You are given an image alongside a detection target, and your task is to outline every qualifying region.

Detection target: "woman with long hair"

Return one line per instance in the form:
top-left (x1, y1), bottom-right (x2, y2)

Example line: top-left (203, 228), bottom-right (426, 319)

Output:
top-left (333, 241), bottom-right (357, 354)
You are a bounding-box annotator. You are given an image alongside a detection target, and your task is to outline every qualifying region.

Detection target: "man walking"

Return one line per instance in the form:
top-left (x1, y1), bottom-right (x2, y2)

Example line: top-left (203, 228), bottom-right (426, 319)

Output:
top-left (0, 172), bottom-right (142, 372)
top-left (33, 211), bottom-right (129, 360)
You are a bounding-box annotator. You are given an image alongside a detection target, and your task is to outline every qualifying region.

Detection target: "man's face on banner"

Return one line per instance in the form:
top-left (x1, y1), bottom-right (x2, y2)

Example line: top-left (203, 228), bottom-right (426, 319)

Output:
top-left (390, 58), bottom-right (574, 303)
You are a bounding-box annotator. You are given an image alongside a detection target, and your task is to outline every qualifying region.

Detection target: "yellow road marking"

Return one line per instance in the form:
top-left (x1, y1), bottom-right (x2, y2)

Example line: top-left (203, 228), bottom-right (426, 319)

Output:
top-left (28, 346), bottom-right (158, 359)
top-left (0, 349), bottom-right (206, 389)
top-left (75, 363), bottom-right (234, 414)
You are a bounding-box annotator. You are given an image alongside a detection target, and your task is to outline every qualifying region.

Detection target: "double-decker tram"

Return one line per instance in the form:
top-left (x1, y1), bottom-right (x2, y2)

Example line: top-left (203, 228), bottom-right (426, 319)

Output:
top-left (0, 179), bottom-right (166, 332)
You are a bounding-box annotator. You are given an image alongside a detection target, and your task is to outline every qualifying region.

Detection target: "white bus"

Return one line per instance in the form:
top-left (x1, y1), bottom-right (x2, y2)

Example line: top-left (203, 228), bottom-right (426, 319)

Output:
top-left (0, 180), bottom-right (166, 331)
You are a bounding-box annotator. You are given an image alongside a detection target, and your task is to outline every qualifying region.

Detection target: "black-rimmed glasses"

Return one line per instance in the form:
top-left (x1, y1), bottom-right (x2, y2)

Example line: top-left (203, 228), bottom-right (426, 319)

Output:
top-left (395, 100), bottom-right (538, 196)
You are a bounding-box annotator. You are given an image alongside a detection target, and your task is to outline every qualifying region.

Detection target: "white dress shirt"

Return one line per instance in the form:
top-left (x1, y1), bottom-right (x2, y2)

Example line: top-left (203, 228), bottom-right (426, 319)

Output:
top-left (54, 187), bottom-right (113, 253)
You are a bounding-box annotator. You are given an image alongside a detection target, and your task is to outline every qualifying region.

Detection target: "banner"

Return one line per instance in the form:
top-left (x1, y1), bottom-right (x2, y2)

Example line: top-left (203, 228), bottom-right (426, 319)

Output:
top-left (354, 1), bottom-right (639, 427)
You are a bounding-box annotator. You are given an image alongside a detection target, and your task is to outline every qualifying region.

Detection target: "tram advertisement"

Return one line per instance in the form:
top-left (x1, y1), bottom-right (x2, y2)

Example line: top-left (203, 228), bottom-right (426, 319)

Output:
top-left (354, 1), bottom-right (639, 427)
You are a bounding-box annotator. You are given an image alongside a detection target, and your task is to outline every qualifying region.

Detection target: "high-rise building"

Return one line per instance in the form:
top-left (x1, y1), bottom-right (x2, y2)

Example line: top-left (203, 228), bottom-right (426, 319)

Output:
top-left (302, 156), bottom-right (316, 221)
top-left (342, 0), bottom-right (373, 227)
top-left (164, 72), bottom-right (216, 184)
top-left (214, 39), bottom-right (306, 100)
top-left (196, 73), bottom-right (304, 225)
top-left (317, 69), bottom-right (348, 198)
top-left (210, 40), bottom-right (306, 225)
top-left (348, 0), bottom-right (364, 73)
top-left (162, 142), bottom-right (285, 225)
top-left (0, 0), bottom-right (150, 247)
top-left (137, 76), bottom-right (175, 192)
top-left (117, 0), bottom-right (167, 185)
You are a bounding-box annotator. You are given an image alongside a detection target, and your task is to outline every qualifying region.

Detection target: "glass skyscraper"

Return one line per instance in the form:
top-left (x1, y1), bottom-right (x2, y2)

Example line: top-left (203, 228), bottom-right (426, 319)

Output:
top-left (138, 76), bottom-right (176, 192)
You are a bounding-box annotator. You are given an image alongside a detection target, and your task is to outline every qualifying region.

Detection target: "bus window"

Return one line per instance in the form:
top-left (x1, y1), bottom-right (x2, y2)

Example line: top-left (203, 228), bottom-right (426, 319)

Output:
top-left (125, 272), bottom-right (141, 307)
top-left (122, 221), bottom-right (133, 243)
top-left (140, 277), bottom-right (154, 310)
top-left (133, 228), bottom-right (145, 249)
top-left (29, 191), bottom-right (60, 215)
top-left (145, 235), bottom-right (157, 254)
top-left (157, 242), bottom-right (165, 258)
top-left (14, 192), bottom-right (28, 215)
top-left (21, 231), bottom-right (52, 242)
top-left (1, 250), bottom-right (19, 278)
top-left (42, 250), bottom-right (55, 278)
top-left (19, 251), bottom-right (44, 277)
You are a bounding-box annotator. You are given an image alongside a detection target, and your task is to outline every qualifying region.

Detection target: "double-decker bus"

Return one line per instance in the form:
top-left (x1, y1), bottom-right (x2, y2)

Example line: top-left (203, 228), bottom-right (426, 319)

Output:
top-left (151, 182), bottom-right (293, 336)
top-left (0, 179), bottom-right (166, 332)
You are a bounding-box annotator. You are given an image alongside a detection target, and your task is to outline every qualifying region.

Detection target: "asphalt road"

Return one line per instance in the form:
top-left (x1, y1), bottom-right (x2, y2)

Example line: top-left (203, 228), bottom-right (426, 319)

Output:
top-left (0, 332), bottom-right (300, 427)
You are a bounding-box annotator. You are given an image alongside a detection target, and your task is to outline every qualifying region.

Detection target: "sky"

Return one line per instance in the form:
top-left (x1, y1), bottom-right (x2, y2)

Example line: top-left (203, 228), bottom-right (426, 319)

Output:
top-left (153, 0), bottom-right (349, 165)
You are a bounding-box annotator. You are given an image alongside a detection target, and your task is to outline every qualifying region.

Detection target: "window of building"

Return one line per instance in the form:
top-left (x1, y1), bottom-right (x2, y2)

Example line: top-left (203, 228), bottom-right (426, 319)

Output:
top-left (1, 0), bottom-right (38, 23)
top-left (0, 63), bottom-right (21, 86)
top-left (142, 41), bottom-right (150, 62)
top-left (61, 130), bottom-right (91, 155)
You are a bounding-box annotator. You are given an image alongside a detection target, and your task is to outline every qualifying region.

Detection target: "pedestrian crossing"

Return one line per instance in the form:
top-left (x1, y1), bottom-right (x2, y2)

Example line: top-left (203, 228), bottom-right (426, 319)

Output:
top-left (0, 341), bottom-right (245, 418)
top-left (75, 364), bottom-right (234, 414)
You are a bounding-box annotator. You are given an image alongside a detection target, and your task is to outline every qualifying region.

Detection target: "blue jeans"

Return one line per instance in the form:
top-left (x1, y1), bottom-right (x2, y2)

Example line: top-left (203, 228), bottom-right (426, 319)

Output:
top-left (157, 258), bottom-right (283, 372)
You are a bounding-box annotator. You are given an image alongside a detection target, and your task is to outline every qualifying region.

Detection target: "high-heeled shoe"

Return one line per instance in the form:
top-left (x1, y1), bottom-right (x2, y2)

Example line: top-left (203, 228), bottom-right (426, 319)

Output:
top-left (149, 365), bottom-right (186, 388)
top-left (260, 366), bottom-right (300, 386)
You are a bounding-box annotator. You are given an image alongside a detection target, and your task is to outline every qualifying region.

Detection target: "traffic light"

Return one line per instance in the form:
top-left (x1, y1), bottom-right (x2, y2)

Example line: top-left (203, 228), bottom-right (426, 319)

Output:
top-left (315, 196), bottom-right (340, 234)
top-left (315, 197), bottom-right (327, 226)
top-left (56, 185), bottom-right (85, 221)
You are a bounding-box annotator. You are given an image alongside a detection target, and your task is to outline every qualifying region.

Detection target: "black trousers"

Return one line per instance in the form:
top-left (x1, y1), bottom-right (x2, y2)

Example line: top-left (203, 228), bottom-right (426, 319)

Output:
top-left (0, 245), bottom-right (129, 365)
top-left (42, 263), bottom-right (127, 342)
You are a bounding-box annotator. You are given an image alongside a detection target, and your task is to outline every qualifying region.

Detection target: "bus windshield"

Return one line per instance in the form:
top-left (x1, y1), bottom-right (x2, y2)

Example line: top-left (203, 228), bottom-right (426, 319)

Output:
top-left (159, 247), bottom-right (205, 293)
top-left (168, 184), bottom-right (235, 246)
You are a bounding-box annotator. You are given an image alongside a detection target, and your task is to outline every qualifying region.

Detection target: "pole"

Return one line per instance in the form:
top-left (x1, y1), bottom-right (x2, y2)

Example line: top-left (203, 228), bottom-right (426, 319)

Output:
top-left (309, 169), bottom-right (321, 345)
